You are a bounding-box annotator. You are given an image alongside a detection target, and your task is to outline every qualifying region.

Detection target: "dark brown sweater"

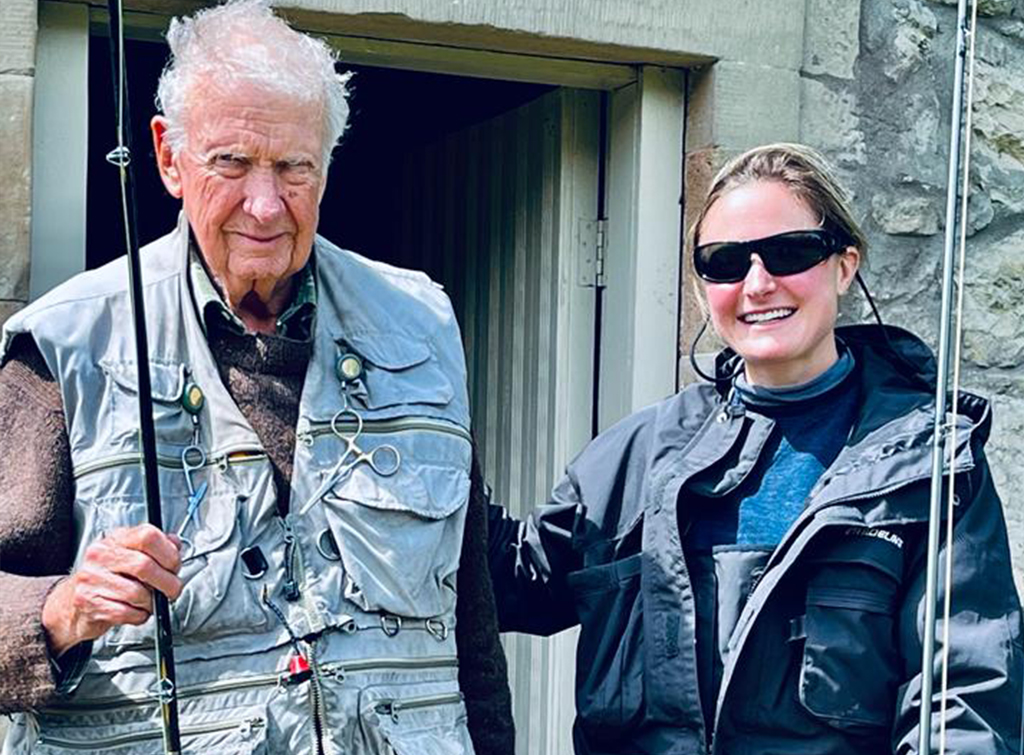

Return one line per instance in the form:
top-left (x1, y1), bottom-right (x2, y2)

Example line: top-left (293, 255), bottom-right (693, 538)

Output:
top-left (0, 333), bottom-right (513, 754)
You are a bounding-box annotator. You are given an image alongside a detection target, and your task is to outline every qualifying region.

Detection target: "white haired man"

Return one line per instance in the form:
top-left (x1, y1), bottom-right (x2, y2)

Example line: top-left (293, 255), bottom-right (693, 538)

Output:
top-left (0, 2), bottom-right (513, 753)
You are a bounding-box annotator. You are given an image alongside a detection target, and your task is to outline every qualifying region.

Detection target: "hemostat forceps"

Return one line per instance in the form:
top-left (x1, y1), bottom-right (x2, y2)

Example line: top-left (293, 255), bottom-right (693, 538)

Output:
top-left (299, 398), bottom-right (401, 515)
top-left (176, 443), bottom-right (208, 538)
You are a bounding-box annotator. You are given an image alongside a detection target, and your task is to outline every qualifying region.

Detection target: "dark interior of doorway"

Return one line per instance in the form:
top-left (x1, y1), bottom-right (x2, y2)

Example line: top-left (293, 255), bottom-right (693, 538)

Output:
top-left (87, 35), bottom-right (553, 285)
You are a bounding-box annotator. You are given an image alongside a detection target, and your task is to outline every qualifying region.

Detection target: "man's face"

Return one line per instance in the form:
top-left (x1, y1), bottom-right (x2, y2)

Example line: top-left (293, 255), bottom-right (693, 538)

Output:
top-left (152, 84), bottom-right (326, 309)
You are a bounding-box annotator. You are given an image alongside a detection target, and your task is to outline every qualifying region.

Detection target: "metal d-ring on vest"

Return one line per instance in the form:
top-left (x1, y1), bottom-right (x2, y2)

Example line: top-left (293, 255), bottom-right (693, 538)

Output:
top-left (298, 353), bottom-right (402, 516)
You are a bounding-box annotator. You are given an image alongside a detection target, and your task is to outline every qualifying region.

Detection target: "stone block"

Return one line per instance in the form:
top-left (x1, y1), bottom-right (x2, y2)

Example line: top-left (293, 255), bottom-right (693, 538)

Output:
top-left (687, 61), bottom-right (801, 153)
top-left (800, 77), bottom-right (866, 168)
top-left (803, 0), bottom-right (860, 79)
top-left (0, 0), bottom-right (37, 75)
top-left (885, 0), bottom-right (938, 82)
top-left (901, 92), bottom-right (942, 159)
top-left (0, 74), bottom-right (32, 302)
top-left (0, 300), bottom-right (26, 327)
top-left (927, 0), bottom-right (1015, 16)
top-left (975, 147), bottom-right (1024, 218)
top-left (973, 59), bottom-right (1024, 168)
top-left (871, 193), bottom-right (941, 235)
top-left (961, 229), bottom-right (1024, 368)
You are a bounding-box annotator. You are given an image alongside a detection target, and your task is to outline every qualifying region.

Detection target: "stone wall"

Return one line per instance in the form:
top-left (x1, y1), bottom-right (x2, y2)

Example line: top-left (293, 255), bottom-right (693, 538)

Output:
top-left (0, 0), bottom-right (36, 324)
top-left (801, 0), bottom-right (1024, 592)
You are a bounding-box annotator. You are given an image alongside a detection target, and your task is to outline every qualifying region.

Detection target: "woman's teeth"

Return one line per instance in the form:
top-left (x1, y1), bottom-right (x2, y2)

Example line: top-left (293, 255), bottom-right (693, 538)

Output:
top-left (741, 308), bottom-right (795, 324)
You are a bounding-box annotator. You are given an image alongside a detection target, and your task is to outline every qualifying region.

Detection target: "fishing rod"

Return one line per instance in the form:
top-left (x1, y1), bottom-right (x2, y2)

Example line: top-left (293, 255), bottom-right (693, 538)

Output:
top-left (918, 0), bottom-right (979, 752)
top-left (104, 0), bottom-right (182, 752)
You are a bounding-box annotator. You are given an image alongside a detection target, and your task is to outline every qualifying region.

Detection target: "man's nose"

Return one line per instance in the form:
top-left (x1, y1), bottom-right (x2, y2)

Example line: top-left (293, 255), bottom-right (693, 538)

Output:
top-left (242, 168), bottom-right (285, 223)
top-left (743, 253), bottom-right (777, 295)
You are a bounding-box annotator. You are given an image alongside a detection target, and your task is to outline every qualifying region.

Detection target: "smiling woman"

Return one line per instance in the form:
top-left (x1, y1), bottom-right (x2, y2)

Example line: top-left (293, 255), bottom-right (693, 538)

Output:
top-left (486, 143), bottom-right (1023, 755)
top-left (696, 179), bottom-right (859, 386)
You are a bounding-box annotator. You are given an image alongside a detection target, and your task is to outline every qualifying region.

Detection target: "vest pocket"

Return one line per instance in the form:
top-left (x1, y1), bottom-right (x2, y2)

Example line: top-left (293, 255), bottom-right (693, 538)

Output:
top-left (33, 706), bottom-right (269, 754)
top-left (796, 543), bottom-right (902, 731)
top-left (358, 680), bottom-right (475, 755)
top-left (322, 462), bottom-right (469, 619)
top-left (334, 332), bottom-right (454, 412)
top-left (102, 360), bottom-right (194, 448)
top-left (99, 491), bottom-right (269, 650)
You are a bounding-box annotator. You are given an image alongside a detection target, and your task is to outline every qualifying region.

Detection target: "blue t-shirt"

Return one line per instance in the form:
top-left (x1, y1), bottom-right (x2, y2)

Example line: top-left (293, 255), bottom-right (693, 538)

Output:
top-left (685, 349), bottom-right (859, 550)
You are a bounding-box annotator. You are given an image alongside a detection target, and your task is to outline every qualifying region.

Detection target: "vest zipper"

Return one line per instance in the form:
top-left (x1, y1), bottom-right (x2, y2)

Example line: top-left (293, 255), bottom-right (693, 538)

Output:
top-left (374, 691), bottom-right (464, 723)
top-left (320, 655), bottom-right (458, 680)
top-left (297, 416), bottom-right (471, 447)
top-left (43, 671), bottom-right (284, 714)
top-left (308, 641), bottom-right (327, 755)
top-left (73, 446), bottom-right (267, 479)
top-left (36, 715), bottom-right (265, 750)
top-left (42, 658), bottom-right (458, 716)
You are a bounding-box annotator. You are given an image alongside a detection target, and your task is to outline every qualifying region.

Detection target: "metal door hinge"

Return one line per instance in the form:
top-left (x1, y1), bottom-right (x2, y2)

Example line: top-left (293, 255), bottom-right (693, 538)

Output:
top-left (577, 218), bottom-right (607, 289)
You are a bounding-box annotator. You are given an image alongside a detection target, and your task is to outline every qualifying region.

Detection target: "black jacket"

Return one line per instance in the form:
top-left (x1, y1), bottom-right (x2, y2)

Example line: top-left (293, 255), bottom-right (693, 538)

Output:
top-left (489, 326), bottom-right (1023, 755)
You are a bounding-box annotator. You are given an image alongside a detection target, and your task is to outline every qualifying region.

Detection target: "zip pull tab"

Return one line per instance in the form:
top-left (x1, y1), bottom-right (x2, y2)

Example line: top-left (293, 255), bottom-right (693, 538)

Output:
top-left (281, 519), bottom-right (301, 602)
top-left (375, 700), bottom-right (401, 723)
top-left (238, 717), bottom-right (266, 738)
top-left (287, 652), bottom-right (312, 685)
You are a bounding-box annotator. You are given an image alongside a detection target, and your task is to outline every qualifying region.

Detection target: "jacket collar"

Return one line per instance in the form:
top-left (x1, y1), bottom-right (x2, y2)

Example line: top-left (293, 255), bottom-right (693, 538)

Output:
top-left (685, 325), bottom-right (989, 517)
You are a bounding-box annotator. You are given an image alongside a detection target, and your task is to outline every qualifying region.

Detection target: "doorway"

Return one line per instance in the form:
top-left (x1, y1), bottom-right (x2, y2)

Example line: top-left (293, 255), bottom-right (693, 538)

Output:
top-left (84, 34), bottom-right (601, 755)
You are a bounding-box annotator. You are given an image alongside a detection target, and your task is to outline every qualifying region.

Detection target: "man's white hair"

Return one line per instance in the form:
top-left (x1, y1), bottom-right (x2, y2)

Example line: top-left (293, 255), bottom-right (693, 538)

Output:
top-left (155, 0), bottom-right (351, 166)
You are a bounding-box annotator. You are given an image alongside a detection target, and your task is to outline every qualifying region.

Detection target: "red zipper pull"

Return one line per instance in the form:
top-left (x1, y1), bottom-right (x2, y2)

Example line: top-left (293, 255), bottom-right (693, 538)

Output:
top-left (287, 652), bottom-right (312, 684)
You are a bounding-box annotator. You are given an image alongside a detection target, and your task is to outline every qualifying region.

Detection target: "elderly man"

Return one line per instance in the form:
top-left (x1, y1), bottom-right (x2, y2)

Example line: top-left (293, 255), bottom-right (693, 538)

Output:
top-left (0, 1), bottom-right (512, 753)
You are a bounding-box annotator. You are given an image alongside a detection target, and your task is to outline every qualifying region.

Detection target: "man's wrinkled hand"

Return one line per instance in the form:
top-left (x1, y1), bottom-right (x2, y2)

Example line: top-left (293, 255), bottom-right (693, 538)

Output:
top-left (42, 524), bottom-right (182, 657)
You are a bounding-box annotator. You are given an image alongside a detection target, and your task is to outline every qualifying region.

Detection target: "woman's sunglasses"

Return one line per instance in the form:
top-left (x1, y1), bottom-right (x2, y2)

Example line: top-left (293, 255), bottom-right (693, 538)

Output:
top-left (693, 229), bottom-right (850, 284)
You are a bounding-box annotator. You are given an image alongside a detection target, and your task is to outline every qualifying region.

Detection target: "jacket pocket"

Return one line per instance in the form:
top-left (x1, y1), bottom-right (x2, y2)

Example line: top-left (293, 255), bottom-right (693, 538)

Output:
top-left (323, 460), bottom-right (469, 619)
top-left (340, 333), bottom-right (454, 411)
top-left (796, 537), bottom-right (903, 730)
top-left (566, 553), bottom-right (645, 736)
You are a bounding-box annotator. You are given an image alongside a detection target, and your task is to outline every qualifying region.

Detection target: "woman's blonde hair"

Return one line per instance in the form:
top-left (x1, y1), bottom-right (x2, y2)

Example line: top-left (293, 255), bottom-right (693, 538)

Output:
top-left (689, 143), bottom-right (867, 257)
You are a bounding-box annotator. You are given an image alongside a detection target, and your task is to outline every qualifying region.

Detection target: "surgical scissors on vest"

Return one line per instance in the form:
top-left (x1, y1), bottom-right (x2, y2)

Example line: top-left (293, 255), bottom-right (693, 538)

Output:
top-left (298, 396), bottom-right (401, 515)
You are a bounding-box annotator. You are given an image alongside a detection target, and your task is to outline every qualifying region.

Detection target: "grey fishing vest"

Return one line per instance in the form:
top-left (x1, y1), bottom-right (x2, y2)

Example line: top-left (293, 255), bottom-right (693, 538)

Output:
top-left (0, 216), bottom-right (477, 755)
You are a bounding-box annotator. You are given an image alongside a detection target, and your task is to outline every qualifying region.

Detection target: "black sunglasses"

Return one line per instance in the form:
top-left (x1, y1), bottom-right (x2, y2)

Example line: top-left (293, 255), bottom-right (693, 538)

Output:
top-left (693, 229), bottom-right (849, 284)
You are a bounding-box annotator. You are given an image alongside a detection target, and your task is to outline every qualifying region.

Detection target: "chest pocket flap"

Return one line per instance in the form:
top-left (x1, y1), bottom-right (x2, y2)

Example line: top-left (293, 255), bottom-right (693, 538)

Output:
top-left (100, 360), bottom-right (192, 447)
top-left (340, 333), bottom-right (453, 410)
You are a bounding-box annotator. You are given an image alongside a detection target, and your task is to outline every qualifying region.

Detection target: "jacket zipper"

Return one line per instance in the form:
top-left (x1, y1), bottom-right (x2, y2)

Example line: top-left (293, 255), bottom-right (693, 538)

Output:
top-left (710, 461), bottom-right (974, 752)
top-left (37, 716), bottom-right (265, 750)
top-left (374, 692), bottom-right (464, 723)
top-left (297, 416), bottom-right (471, 447)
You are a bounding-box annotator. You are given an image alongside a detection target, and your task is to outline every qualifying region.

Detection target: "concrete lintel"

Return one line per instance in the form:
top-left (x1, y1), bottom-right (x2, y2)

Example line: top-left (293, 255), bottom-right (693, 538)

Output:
top-left (90, 0), bottom-right (804, 70)
top-left (281, 0), bottom-right (805, 69)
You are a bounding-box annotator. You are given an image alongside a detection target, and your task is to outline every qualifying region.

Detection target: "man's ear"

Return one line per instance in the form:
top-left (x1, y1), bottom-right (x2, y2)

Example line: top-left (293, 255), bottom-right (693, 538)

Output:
top-left (151, 116), bottom-right (183, 199)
